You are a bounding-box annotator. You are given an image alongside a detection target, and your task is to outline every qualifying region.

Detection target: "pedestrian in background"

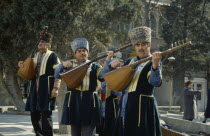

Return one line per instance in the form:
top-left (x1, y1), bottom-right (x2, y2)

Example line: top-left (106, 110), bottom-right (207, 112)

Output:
top-left (183, 81), bottom-right (202, 121)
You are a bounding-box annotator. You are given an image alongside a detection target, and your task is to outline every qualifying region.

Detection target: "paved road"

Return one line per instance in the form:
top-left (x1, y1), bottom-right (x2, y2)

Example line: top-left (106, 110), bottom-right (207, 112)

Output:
top-left (0, 111), bottom-right (209, 136)
top-left (161, 112), bottom-right (210, 125)
top-left (0, 110), bottom-right (69, 136)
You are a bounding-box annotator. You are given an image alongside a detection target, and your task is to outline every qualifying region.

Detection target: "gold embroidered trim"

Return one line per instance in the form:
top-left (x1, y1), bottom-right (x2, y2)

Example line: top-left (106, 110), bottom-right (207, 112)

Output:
top-left (93, 92), bottom-right (98, 108)
top-left (53, 64), bottom-right (59, 69)
top-left (36, 77), bottom-right (40, 92)
top-left (106, 87), bottom-right (111, 99)
top-left (83, 63), bottom-right (92, 91)
top-left (96, 66), bottom-right (103, 78)
top-left (33, 52), bottom-right (39, 65)
top-left (75, 62), bottom-right (92, 91)
top-left (53, 58), bottom-right (61, 69)
top-left (113, 98), bottom-right (118, 118)
top-left (39, 50), bottom-right (53, 76)
top-left (66, 91), bottom-right (72, 107)
top-left (138, 94), bottom-right (154, 127)
top-left (48, 76), bottom-right (53, 94)
top-left (128, 59), bottom-right (150, 92)
top-left (147, 71), bottom-right (151, 79)
top-left (28, 81), bottom-right (32, 94)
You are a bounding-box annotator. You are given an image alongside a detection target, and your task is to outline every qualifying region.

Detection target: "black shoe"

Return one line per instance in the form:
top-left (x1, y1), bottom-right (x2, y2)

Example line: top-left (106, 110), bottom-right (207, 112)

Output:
top-left (202, 121), bottom-right (206, 123)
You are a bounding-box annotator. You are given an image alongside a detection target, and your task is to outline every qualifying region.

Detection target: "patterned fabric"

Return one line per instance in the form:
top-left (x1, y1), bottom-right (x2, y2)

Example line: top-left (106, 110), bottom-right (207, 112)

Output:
top-left (71, 38), bottom-right (89, 53)
top-left (128, 26), bottom-right (151, 45)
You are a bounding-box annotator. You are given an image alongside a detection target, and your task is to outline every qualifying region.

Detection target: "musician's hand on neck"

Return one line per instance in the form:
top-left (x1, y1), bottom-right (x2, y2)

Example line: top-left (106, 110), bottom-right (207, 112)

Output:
top-left (18, 61), bottom-right (24, 68)
top-left (152, 52), bottom-right (162, 70)
top-left (110, 59), bottom-right (121, 69)
top-left (62, 61), bottom-right (73, 68)
top-left (51, 88), bottom-right (59, 98)
top-left (106, 51), bottom-right (114, 60)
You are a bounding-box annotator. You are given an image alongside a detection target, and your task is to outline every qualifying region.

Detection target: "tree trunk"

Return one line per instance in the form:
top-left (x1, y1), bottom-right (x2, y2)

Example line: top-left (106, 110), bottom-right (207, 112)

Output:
top-left (144, 4), bottom-right (151, 27)
top-left (173, 66), bottom-right (185, 111)
top-left (173, 48), bottom-right (186, 112)
top-left (176, 6), bottom-right (188, 112)
top-left (0, 69), bottom-right (14, 106)
top-left (208, 60), bottom-right (210, 88)
top-left (142, 0), bottom-right (151, 27)
top-left (57, 81), bottom-right (68, 134)
top-left (3, 65), bottom-right (25, 111)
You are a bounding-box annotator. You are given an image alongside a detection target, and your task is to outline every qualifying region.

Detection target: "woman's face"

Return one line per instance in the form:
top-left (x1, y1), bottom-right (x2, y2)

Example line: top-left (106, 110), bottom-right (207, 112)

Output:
top-left (188, 83), bottom-right (193, 88)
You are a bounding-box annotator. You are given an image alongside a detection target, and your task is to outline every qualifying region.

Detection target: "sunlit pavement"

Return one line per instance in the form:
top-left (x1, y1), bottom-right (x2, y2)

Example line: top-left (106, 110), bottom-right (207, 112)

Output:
top-left (0, 110), bottom-right (209, 136)
top-left (161, 112), bottom-right (210, 125)
top-left (0, 110), bottom-right (68, 136)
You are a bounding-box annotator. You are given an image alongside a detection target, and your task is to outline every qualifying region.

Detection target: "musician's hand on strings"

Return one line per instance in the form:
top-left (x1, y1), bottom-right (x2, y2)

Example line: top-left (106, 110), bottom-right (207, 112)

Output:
top-left (152, 52), bottom-right (162, 70)
top-left (117, 96), bottom-right (121, 100)
top-left (110, 59), bottom-right (121, 69)
top-left (51, 79), bottom-right (60, 98)
top-left (97, 87), bottom-right (102, 94)
top-left (106, 51), bottom-right (114, 60)
top-left (62, 61), bottom-right (72, 68)
top-left (51, 88), bottom-right (58, 98)
top-left (18, 61), bottom-right (24, 68)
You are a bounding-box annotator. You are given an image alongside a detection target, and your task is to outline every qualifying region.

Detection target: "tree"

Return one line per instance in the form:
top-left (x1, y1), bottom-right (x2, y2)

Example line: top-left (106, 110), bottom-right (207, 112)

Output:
top-left (0, 0), bottom-right (143, 133)
top-left (161, 0), bottom-right (210, 107)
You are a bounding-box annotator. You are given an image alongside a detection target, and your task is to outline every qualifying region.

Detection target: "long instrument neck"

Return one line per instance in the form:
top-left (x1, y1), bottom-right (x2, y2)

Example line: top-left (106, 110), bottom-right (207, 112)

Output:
top-left (30, 26), bottom-right (48, 58)
top-left (130, 41), bottom-right (191, 69)
top-left (87, 43), bottom-right (132, 65)
top-left (30, 39), bottom-right (40, 58)
top-left (67, 43), bottom-right (133, 73)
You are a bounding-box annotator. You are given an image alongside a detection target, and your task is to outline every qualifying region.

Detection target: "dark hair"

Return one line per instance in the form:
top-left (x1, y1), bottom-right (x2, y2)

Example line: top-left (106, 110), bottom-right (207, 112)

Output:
top-left (185, 81), bottom-right (192, 87)
top-left (40, 32), bottom-right (53, 44)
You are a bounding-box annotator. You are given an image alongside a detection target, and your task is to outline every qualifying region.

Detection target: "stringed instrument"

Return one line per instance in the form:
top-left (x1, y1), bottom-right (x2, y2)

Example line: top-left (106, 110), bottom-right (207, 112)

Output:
top-left (60, 43), bottom-right (133, 89)
top-left (18, 26), bottom-right (48, 80)
top-left (104, 39), bottom-right (192, 92)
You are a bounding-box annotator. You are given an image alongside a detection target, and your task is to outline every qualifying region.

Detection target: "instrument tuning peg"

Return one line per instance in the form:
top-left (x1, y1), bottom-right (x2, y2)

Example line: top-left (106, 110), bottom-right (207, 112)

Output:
top-left (172, 43), bottom-right (175, 47)
top-left (174, 42), bottom-right (177, 47)
top-left (182, 39), bottom-right (185, 44)
top-left (178, 41), bottom-right (181, 45)
top-left (171, 44), bottom-right (173, 48)
top-left (43, 26), bottom-right (48, 30)
top-left (185, 38), bottom-right (188, 42)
